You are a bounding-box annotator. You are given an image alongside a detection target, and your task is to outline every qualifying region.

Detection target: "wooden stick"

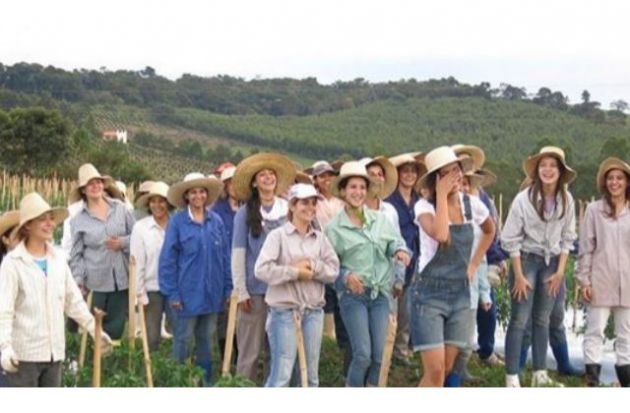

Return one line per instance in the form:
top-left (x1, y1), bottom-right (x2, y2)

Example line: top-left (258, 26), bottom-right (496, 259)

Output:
top-left (138, 301), bottom-right (154, 387)
top-left (378, 314), bottom-right (398, 387)
top-left (79, 291), bottom-right (94, 368)
top-left (128, 256), bottom-right (137, 349)
top-left (293, 310), bottom-right (308, 387)
top-left (221, 293), bottom-right (239, 377)
top-left (92, 308), bottom-right (106, 388)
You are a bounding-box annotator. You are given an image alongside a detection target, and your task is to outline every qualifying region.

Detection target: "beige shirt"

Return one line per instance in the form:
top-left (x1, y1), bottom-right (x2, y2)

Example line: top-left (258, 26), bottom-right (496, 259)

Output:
top-left (254, 222), bottom-right (340, 310)
top-left (0, 242), bottom-right (94, 362)
top-left (315, 195), bottom-right (345, 229)
top-left (576, 200), bottom-right (630, 307)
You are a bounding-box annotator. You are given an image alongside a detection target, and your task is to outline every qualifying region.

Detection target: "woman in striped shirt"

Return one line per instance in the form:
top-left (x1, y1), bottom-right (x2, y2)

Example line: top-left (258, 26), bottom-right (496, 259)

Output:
top-left (69, 164), bottom-right (135, 340)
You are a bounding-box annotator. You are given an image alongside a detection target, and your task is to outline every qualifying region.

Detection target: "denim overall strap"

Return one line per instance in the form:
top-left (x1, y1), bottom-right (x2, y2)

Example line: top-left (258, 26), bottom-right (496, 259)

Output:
top-left (416, 195), bottom-right (474, 283)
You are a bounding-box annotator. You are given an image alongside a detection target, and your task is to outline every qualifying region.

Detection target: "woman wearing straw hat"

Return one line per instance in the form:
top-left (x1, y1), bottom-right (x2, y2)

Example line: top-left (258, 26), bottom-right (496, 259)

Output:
top-left (576, 157), bottom-right (630, 387)
top-left (0, 193), bottom-right (112, 387)
top-left (444, 168), bottom-right (494, 386)
top-left (61, 167), bottom-right (124, 260)
top-left (211, 165), bottom-right (241, 361)
top-left (386, 152), bottom-right (425, 366)
top-left (360, 157), bottom-right (400, 230)
top-left (0, 210), bottom-right (20, 387)
top-left (452, 145), bottom-right (508, 370)
top-left (501, 146), bottom-right (577, 387)
top-left (0, 211), bottom-right (20, 264)
top-left (230, 153), bottom-right (296, 382)
top-left (69, 164), bottom-right (135, 340)
top-left (410, 146), bottom-right (495, 387)
top-left (516, 178), bottom-right (583, 379)
top-left (325, 161), bottom-right (410, 387)
top-left (130, 181), bottom-right (173, 352)
top-left (158, 172), bottom-right (230, 384)
top-left (254, 183), bottom-right (340, 387)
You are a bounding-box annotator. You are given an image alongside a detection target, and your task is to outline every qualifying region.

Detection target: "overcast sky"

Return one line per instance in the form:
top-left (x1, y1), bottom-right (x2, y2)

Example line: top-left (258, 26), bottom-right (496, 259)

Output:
top-left (2, 0), bottom-right (630, 106)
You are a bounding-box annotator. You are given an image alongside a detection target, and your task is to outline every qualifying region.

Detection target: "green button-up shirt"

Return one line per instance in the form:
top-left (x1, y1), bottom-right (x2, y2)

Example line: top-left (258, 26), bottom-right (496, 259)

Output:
top-left (325, 206), bottom-right (407, 299)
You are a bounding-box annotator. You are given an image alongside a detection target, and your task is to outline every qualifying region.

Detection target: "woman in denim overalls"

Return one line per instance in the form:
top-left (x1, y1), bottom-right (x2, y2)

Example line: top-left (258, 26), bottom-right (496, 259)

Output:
top-left (411, 146), bottom-right (495, 387)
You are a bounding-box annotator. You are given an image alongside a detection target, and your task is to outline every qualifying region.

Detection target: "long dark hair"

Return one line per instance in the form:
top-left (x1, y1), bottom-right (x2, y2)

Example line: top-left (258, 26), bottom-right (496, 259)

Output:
top-left (246, 186), bottom-right (263, 238)
top-left (527, 158), bottom-right (569, 221)
top-left (602, 169), bottom-right (630, 219)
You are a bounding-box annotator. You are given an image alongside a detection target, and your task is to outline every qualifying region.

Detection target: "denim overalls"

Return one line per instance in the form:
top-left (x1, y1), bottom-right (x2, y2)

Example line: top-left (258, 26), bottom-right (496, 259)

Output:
top-left (410, 194), bottom-right (474, 351)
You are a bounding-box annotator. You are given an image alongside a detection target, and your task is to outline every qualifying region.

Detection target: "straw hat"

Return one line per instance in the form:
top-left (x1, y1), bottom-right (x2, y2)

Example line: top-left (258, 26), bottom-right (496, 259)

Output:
top-left (360, 156), bottom-right (398, 199)
top-left (295, 171), bottom-right (313, 185)
top-left (0, 210), bottom-right (20, 238)
top-left (68, 163), bottom-right (123, 204)
top-left (596, 157), bottom-right (630, 193)
top-left (522, 146), bottom-right (577, 184)
top-left (465, 168), bottom-right (497, 188)
top-left (452, 144), bottom-right (486, 170)
top-left (331, 161), bottom-right (377, 199)
top-left (13, 193), bottom-right (68, 239)
top-left (389, 152), bottom-right (428, 178)
top-left (417, 146), bottom-right (474, 189)
top-left (231, 153), bottom-right (297, 201)
top-left (135, 181), bottom-right (172, 209)
top-left (476, 168), bottom-right (497, 187)
top-left (167, 173), bottom-right (223, 209)
top-left (220, 166), bottom-right (236, 182)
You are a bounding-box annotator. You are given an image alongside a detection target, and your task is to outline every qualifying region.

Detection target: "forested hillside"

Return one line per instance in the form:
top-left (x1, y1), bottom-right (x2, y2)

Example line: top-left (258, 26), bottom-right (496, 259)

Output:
top-left (1, 62), bottom-right (628, 202)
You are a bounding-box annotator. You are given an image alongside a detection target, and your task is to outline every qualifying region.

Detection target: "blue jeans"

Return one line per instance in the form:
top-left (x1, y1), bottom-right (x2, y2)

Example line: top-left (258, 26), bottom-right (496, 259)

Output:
top-left (265, 307), bottom-right (324, 387)
top-left (504, 253), bottom-right (558, 374)
top-left (520, 282), bottom-right (568, 368)
top-left (476, 288), bottom-right (498, 359)
top-left (172, 312), bottom-right (218, 384)
top-left (339, 290), bottom-right (390, 387)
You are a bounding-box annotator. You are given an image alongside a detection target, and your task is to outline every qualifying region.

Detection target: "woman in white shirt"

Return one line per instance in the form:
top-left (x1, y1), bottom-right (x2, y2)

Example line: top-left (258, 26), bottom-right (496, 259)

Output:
top-left (0, 193), bottom-right (111, 387)
top-left (411, 146), bottom-right (495, 387)
top-left (131, 182), bottom-right (173, 352)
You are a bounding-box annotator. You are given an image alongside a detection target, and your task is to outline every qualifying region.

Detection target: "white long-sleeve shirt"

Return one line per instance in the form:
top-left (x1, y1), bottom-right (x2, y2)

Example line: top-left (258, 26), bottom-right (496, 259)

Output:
top-left (0, 241), bottom-right (94, 362)
top-left (130, 215), bottom-right (166, 295)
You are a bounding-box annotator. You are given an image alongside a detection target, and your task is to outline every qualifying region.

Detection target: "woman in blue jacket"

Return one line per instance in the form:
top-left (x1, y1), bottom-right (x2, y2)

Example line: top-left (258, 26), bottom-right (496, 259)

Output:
top-left (159, 173), bottom-right (231, 385)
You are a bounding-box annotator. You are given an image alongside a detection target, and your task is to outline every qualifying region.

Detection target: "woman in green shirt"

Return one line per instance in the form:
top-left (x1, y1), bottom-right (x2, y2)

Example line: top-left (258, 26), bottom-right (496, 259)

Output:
top-left (325, 161), bottom-right (410, 387)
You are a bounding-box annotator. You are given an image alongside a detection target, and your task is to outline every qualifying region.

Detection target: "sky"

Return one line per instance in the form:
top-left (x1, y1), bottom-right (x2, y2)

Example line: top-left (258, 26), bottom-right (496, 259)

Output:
top-left (2, 0), bottom-right (630, 107)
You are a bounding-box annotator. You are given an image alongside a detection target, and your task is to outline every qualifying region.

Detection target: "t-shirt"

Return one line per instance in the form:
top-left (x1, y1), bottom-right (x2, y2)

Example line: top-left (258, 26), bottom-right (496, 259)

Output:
top-left (34, 258), bottom-right (48, 276)
top-left (414, 193), bottom-right (489, 274)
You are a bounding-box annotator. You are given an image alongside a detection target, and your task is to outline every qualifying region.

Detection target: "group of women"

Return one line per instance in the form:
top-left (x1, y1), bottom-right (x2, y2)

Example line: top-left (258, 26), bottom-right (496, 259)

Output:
top-left (0, 142), bottom-right (629, 388)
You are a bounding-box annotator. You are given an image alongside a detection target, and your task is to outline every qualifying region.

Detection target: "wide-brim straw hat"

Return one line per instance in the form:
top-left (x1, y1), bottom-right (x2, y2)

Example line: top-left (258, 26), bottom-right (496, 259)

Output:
top-left (68, 163), bottom-right (123, 204)
top-left (522, 146), bottom-right (577, 184)
top-left (452, 144), bottom-right (486, 171)
top-left (167, 173), bottom-right (223, 208)
top-left (360, 156), bottom-right (398, 199)
top-left (0, 210), bottom-right (20, 238)
top-left (136, 181), bottom-right (173, 209)
top-left (220, 166), bottom-right (236, 182)
top-left (476, 168), bottom-right (497, 187)
top-left (596, 157), bottom-right (630, 193)
top-left (13, 193), bottom-right (68, 238)
top-left (133, 180), bottom-right (155, 203)
top-left (232, 153), bottom-right (297, 201)
top-left (331, 161), bottom-right (378, 199)
top-left (389, 152), bottom-right (428, 178)
top-left (417, 146), bottom-right (474, 189)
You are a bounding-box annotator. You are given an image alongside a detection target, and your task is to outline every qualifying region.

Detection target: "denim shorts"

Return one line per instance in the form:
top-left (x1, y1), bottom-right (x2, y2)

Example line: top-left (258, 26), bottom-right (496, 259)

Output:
top-left (409, 277), bottom-right (471, 351)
